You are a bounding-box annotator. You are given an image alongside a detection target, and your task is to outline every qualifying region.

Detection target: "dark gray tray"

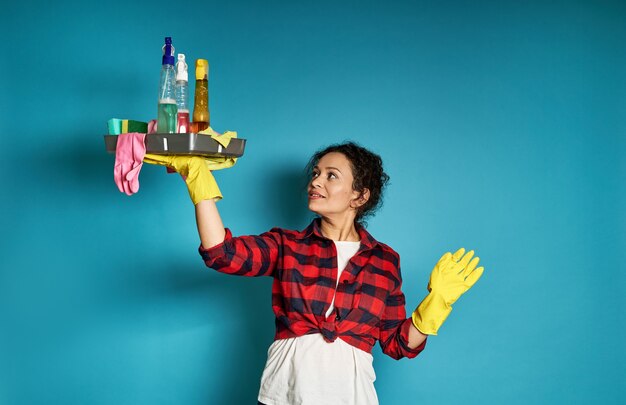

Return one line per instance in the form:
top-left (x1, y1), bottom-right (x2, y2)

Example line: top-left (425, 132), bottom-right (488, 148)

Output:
top-left (104, 133), bottom-right (246, 157)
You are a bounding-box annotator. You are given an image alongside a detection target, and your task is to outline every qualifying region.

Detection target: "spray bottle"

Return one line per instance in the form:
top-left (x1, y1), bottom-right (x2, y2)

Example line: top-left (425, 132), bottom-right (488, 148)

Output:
top-left (157, 37), bottom-right (178, 133)
top-left (191, 59), bottom-right (210, 132)
top-left (175, 54), bottom-right (189, 133)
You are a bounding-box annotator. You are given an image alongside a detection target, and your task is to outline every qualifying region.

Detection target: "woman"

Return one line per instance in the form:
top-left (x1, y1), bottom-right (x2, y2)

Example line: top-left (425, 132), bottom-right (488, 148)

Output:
top-left (147, 141), bottom-right (483, 404)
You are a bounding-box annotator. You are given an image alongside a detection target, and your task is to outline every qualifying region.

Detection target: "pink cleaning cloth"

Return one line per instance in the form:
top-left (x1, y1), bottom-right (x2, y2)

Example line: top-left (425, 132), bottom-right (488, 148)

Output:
top-left (114, 132), bottom-right (147, 195)
top-left (148, 119), bottom-right (158, 134)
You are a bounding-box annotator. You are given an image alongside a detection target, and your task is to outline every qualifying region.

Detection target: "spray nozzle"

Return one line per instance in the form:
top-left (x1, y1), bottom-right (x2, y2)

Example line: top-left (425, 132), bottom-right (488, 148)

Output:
top-left (176, 54), bottom-right (188, 82)
top-left (195, 59), bottom-right (209, 80)
top-left (162, 37), bottom-right (175, 66)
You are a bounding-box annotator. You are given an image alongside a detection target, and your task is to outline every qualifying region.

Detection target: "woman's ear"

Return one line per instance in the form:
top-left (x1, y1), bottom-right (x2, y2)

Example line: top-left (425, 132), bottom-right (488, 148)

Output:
top-left (351, 188), bottom-right (370, 208)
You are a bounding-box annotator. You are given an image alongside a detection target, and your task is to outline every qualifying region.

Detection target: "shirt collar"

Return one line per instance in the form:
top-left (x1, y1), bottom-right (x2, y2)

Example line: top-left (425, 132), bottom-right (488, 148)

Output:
top-left (297, 217), bottom-right (379, 250)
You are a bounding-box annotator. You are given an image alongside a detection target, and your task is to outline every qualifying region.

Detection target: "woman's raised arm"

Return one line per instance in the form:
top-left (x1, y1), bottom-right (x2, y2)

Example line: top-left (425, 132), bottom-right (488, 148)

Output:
top-left (143, 154), bottom-right (227, 249)
top-left (195, 199), bottom-right (226, 249)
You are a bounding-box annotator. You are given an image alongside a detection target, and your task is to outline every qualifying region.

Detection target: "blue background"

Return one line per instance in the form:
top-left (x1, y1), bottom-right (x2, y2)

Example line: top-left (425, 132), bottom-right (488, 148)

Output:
top-left (1, 0), bottom-right (624, 404)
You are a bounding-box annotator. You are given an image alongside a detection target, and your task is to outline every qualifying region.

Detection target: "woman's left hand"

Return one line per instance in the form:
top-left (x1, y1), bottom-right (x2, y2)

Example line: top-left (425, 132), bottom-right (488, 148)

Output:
top-left (411, 248), bottom-right (484, 335)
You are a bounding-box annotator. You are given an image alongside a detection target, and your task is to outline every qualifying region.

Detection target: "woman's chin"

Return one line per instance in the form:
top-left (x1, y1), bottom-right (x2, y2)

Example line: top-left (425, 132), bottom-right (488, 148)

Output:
top-left (308, 204), bottom-right (320, 215)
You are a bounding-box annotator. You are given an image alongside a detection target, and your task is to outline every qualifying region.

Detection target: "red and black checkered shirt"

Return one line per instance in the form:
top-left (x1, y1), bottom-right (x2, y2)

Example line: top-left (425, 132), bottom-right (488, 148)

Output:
top-left (198, 218), bottom-right (426, 359)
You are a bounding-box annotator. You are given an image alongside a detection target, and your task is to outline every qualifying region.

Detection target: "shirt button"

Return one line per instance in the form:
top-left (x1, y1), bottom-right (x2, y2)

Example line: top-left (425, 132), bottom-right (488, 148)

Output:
top-left (343, 280), bottom-right (349, 284)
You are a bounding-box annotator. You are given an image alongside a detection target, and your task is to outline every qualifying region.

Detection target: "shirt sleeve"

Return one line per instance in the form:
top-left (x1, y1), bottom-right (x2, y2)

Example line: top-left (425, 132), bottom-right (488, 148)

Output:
top-left (378, 258), bottom-right (427, 360)
top-left (198, 227), bottom-right (282, 277)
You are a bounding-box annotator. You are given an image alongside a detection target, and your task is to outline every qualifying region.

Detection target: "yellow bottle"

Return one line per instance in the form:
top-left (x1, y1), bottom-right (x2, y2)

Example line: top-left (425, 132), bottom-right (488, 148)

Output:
top-left (191, 59), bottom-right (209, 132)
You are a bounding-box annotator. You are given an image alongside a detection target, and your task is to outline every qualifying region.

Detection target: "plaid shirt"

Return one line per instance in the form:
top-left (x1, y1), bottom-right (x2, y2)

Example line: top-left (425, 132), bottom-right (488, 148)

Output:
top-left (199, 218), bottom-right (426, 359)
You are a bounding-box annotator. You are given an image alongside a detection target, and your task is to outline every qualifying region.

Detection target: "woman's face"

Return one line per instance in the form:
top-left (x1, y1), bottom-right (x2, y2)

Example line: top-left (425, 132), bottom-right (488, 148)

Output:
top-left (308, 152), bottom-right (363, 220)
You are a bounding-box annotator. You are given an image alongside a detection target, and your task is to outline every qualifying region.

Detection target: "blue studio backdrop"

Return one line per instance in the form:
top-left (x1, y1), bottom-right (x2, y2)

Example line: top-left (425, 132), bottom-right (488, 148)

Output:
top-left (1, 0), bottom-right (624, 404)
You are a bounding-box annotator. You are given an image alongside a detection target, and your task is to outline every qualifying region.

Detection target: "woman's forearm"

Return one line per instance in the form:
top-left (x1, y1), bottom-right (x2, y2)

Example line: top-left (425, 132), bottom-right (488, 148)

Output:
top-left (407, 322), bottom-right (428, 349)
top-left (195, 199), bottom-right (226, 249)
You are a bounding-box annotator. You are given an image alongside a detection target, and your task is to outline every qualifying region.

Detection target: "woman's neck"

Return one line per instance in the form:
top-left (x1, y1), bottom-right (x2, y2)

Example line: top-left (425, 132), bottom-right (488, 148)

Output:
top-left (319, 216), bottom-right (360, 241)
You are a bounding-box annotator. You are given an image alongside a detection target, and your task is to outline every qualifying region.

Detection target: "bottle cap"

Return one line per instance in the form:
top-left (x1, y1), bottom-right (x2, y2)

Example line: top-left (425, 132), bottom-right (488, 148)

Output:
top-left (162, 37), bottom-right (175, 66)
top-left (196, 59), bottom-right (209, 80)
top-left (176, 54), bottom-right (188, 82)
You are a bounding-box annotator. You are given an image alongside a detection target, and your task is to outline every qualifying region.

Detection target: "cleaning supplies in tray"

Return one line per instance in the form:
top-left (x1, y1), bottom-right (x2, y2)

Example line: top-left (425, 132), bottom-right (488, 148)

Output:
top-left (105, 37), bottom-right (245, 160)
top-left (105, 36), bottom-right (246, 200)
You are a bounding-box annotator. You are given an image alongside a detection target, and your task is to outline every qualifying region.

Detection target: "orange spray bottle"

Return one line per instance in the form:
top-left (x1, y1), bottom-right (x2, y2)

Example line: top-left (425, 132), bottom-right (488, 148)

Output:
top-left (191, 59), bottom-right (209, 132)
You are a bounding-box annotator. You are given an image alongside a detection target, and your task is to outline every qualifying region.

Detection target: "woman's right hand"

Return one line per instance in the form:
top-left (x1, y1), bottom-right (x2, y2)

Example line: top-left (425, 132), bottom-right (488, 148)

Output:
top-left (143, 155), bottom-right (222, 204)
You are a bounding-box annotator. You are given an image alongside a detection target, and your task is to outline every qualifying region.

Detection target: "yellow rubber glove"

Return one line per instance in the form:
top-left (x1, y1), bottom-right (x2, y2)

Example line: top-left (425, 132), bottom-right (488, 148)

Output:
top-left (412, 248), bottom-right (484, 335)
top-left (143, 154), bottom-right (222, 204)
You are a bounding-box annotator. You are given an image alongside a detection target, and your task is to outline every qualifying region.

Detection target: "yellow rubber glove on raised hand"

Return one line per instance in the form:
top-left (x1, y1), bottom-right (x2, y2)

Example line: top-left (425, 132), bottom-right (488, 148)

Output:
top-left (143, 154), bottom-right (222, 204)
top-left (412, 248), bottom-right (484, 335)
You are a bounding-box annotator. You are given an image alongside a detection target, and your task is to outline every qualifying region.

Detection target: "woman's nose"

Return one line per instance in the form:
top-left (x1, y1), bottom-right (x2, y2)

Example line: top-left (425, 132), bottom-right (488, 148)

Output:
top-left (311, 178), bottom-right (322, 188)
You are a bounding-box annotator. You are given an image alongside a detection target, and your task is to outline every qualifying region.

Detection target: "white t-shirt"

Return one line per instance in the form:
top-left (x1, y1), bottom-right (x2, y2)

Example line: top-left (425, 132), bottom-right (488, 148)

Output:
top-left (258, 241), bottom-right (379, 405)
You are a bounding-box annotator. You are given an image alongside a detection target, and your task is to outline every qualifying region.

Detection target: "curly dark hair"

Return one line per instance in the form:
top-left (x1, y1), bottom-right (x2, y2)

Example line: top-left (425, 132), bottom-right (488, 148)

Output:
top-left (305, 141), bottom-right (390, 225)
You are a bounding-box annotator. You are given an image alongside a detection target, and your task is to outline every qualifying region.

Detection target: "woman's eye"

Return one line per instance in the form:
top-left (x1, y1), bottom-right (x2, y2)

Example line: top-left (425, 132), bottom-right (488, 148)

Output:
top-left (328, 172), bottom-right (337, 179)
top-left (311, 172), bottom-right (319, 178)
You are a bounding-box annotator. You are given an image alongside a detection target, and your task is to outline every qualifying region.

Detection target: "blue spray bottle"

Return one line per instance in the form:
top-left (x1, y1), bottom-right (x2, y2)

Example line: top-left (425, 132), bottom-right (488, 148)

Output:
top-left (157, 37), bottom-right (178, 133)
